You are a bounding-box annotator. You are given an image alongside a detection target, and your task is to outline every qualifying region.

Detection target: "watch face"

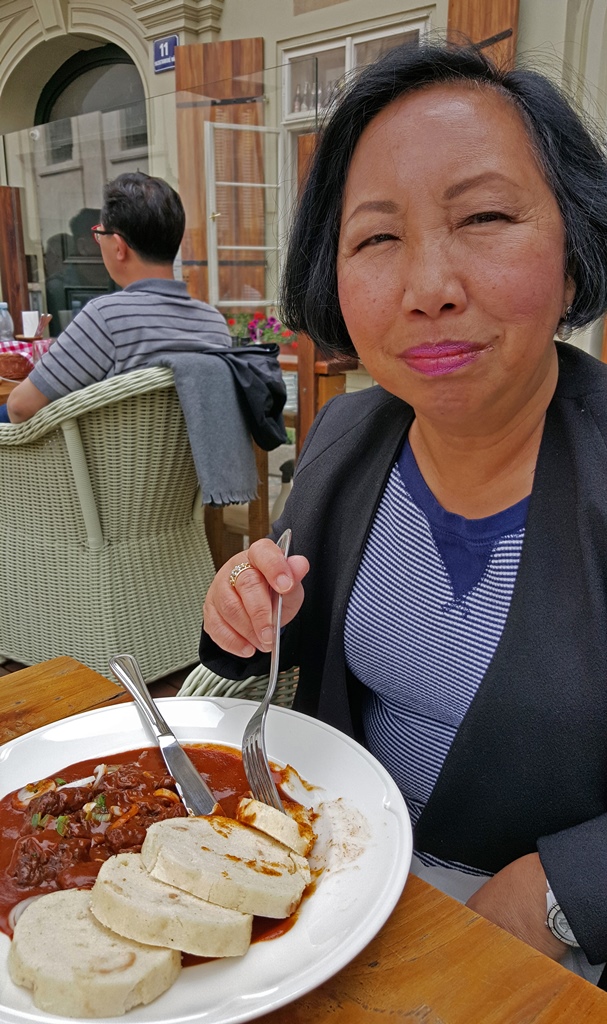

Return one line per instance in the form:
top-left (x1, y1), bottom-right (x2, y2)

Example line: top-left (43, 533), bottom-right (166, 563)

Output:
top-left (548, 904), bottom-right (579, 947)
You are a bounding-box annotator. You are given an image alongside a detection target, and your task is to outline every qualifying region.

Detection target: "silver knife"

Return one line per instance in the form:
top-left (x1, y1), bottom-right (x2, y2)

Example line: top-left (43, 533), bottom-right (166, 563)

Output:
top-left (109, 653), bottom-right (220, 816)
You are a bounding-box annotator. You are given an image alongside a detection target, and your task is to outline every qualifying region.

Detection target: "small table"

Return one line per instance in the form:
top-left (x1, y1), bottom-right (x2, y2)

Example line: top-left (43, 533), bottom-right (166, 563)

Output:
top-left (2, 656), bottom-right (607, 1022)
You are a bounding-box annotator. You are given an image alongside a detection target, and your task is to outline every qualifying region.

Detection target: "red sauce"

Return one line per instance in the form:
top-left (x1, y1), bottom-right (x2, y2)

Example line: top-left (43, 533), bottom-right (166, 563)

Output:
top-left (251, 912), bottom-right (298, 943)
top-left (0, 744), bottom-right (287, 945)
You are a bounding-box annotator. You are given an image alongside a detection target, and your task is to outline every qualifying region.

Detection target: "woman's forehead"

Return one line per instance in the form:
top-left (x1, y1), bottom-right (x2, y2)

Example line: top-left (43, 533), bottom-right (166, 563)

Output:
top-left (367, 79), bottom-right (525, 130)
top-left (341, 81), bottom-right (550, 208)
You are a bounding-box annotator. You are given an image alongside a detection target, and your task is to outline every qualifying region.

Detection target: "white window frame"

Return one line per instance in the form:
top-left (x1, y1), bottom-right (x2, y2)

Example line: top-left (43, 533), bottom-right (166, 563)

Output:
top-left (204, 120), bottom-right (285, 310)
top-left (280, 17), bottom-right (430, 126)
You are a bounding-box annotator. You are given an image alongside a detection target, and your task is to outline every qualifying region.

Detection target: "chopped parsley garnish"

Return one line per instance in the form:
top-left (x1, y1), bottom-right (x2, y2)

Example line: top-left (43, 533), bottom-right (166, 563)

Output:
top-left (54, 778), bottom-right (66, 787)
top-left (91, 794), bottom-right (110, 822)
top-left (31, 813), bottom-right (50, 829)
top-left (55, 815), bottom-right (69, 836)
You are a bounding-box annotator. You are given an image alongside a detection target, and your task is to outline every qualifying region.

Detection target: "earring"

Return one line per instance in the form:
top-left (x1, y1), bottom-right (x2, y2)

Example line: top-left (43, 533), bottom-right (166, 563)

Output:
top-left (556, 305), bottom-right (573, 341)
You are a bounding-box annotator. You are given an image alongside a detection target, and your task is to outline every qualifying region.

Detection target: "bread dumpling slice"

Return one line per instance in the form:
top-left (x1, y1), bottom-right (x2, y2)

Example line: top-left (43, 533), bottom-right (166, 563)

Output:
top-left (141, 815), bottom-right (311, 918)
top-left (236, 797), bottom-right (317, 857)
top-left (8, 889), bottom-right (180, 1019)
top-left (91, 853), bottom-right (252, 957)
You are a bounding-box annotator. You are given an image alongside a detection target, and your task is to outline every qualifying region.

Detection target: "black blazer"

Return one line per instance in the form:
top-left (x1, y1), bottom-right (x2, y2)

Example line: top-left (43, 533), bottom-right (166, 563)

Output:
top-left (201, 342), bottom-right (607, 963)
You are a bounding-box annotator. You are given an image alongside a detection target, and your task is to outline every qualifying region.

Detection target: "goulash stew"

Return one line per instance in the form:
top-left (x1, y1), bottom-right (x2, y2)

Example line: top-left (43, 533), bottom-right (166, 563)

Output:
top-left (0, 745), bottom-right (288, 943)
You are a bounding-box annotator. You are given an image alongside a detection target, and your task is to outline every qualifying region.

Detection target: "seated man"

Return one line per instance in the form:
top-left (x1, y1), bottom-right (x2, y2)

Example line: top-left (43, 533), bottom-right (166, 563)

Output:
top-left (2, 172), bottom-right (230, 424)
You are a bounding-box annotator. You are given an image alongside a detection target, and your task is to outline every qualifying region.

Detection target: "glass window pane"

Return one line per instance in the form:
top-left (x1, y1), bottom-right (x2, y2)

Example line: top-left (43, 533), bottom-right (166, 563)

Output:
top-left (45, 119), bottom-right (73, 164)
top-left (213, 246), bottom-right (268, 304)
top-left (49, 63), bottom-right (145, 119)
top-left (315, 47), bottom-right (347, 112)
top-left (289, 49), bottom-right (346, 115)
top-left (120, 100), bottom-right (148, 150)
top-left (354, 30), bottom-right (420, 68)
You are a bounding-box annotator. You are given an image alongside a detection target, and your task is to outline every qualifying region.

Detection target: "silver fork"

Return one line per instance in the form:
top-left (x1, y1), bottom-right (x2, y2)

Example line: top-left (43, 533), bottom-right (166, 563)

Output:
top-left (241, 528), bottom-right (291, 812)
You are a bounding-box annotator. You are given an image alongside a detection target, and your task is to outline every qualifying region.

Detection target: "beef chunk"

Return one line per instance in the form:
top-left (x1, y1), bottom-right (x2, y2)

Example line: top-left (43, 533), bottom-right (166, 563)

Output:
top-left (28, 787), bottom-right (94, 818)
top-left (9, 835), bottom-right (92, 887)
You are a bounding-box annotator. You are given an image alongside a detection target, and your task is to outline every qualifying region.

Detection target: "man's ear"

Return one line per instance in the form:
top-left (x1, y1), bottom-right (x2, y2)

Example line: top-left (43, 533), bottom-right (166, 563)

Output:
top-left (114, 235), bottom-right (130, 263)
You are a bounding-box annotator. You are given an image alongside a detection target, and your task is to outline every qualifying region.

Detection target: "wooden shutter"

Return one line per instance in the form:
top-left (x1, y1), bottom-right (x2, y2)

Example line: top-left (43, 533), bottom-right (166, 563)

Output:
top-left (294, 133), bottom-right (319, 451)
top-left (448, 0), bottom-right (520, 68)
top-left (0, 187), bottom-right (29, 335)
top-left (293, 133), bottom-right (358, 453)
top-left (175, 38), bottom-right (265, 304)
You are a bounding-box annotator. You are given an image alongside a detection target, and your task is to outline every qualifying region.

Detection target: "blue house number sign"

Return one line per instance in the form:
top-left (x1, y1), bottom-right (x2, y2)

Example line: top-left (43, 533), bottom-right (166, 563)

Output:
top-left (153, 35), bottom-right (179, 74)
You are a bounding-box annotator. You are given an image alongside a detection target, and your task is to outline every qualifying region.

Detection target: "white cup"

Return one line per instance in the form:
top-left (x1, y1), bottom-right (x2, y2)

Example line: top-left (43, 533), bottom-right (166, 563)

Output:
top-left (21, 311), bottom-right (39, 337)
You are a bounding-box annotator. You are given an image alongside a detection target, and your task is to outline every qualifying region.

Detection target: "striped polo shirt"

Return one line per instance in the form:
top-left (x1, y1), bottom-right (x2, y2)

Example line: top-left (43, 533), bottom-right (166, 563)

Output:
top-left (29, 278), bottom-right (231, 401)
top-left (344, 441), bottom-right (528, 872)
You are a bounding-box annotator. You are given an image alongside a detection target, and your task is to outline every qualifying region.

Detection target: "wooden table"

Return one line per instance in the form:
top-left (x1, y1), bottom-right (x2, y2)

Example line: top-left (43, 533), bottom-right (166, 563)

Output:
top-left (0, 378), bottom-right (17, 403)
top-left (3, 656), bottom-right (607, 1022)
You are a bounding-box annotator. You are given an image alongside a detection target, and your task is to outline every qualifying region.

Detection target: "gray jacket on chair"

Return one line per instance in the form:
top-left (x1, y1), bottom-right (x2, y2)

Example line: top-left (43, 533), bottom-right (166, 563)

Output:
top-left (200, 341), bottom-right (607, 964)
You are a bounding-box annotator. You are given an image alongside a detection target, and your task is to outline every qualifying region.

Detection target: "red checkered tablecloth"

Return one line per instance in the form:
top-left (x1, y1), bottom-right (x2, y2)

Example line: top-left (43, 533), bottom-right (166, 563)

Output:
top-left (0, 339), bottom-right (34, 369)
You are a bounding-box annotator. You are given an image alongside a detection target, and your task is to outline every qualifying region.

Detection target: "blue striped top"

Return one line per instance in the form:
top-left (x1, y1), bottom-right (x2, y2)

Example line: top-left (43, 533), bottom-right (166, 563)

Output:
top-left (344, 441), bottom-right (528, 873)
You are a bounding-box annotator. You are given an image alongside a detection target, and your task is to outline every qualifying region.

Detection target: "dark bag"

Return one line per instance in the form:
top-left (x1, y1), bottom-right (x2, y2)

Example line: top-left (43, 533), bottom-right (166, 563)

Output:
top-left (213, 344), bottom-right (288, 450)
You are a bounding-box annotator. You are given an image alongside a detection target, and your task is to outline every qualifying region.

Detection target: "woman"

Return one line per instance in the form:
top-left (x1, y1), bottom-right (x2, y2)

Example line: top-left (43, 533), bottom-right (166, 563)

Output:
top-left (200, 42), bottom-right (607, 981)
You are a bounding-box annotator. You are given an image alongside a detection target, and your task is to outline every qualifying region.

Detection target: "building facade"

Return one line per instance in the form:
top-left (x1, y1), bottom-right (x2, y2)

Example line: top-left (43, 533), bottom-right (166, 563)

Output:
top-left (0, 0), bottom-right (605, 353)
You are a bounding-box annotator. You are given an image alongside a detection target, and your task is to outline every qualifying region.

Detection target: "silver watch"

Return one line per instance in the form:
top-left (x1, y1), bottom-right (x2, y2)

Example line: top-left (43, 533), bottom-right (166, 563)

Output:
top-left (546, 881), bottom-right (580, 948)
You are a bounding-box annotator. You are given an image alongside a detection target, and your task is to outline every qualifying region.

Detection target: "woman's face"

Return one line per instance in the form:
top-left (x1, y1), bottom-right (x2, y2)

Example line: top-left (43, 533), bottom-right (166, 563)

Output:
top-left (337, 84), bottom-right (575, 434)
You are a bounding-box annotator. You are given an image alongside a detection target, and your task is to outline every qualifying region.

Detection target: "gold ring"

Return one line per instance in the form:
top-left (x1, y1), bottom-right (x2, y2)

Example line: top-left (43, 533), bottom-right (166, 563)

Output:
top-left (229, 561), bottom-right (253, 588)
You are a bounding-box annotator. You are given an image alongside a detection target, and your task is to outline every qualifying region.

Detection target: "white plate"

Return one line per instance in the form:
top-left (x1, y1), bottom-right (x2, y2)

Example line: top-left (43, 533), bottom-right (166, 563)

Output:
top-left (0, 698), bottom-right (412, 1024)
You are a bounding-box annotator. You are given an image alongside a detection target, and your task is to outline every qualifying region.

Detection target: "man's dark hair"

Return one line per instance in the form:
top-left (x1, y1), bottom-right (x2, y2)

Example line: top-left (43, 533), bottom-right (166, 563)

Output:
top-left (100, 172), bottom-right (185, 264)
top-left (280, 41), bottom-right (607, 356)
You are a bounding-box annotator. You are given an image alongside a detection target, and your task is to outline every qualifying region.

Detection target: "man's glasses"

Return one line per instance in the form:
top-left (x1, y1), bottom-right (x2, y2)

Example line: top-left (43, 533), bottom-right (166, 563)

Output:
top-left (91, 224), bottom-right (127, 244)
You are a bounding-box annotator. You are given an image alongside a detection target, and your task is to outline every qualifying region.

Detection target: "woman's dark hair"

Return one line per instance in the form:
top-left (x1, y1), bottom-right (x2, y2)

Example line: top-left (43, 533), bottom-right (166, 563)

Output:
top-left (280, 41), bottom-right (607, 356)
top-left (100, 172), bottom-right (185, 264)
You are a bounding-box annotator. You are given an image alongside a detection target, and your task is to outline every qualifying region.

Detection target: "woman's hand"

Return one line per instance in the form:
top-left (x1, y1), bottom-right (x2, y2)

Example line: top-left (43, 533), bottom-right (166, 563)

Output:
top-left (465, 853), bottom-right (567, 960)
top-left (202, 538), bottom-right (310, 658)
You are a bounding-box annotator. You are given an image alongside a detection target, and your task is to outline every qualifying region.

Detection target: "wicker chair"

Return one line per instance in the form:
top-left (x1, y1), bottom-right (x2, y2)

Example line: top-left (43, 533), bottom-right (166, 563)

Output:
top-left (0, 367), bottom-right (216, 680)
top-left (177, 663), bottom-right (299, 708)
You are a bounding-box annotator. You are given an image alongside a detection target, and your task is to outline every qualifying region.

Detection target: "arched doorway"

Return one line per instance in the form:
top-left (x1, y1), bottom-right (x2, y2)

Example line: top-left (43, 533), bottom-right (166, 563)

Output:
top-left (32, 44), bottom-right (148, 331)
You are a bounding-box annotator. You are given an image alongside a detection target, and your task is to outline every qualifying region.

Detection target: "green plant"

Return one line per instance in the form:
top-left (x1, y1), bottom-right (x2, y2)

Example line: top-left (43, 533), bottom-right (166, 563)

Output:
top-left (226, 310), bottom-right (296, 345)
top-left (226, 312), bottom-right (252, 338)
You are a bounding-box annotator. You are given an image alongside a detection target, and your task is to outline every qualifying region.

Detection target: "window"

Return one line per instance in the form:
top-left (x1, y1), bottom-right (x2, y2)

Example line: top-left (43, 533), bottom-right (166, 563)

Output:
top-left (120, 101), bottom-right (148, 151)
top-left (45, 118), bottom-right (73, 165)
top-left (283, 21), bottom-right (427, 122)
top-left (36, 44), bottom-right (147, 154)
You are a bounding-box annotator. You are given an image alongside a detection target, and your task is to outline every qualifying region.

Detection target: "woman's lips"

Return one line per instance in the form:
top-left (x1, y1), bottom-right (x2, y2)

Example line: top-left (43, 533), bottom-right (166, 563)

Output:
top-left (400, 342), bottom-right (485, 377)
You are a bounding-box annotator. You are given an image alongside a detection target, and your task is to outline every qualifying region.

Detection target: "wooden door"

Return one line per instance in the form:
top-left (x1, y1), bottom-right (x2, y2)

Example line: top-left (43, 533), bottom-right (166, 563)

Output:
top-left (175, 38), bottom-right (265, 305)
top-left (176, 39), bottom-right (269, 562)
top-left (448, 0), bottom-right (520, 67)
